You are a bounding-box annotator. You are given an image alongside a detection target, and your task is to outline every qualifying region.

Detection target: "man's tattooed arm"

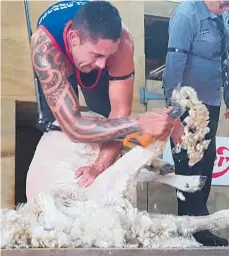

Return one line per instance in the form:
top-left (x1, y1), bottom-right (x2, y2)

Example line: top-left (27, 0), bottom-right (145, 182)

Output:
top-left (31, 29), bottom-right (140, 143)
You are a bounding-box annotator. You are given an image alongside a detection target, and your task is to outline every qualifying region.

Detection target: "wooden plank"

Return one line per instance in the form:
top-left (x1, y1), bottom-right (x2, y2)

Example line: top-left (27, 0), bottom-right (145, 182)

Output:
top-left (111, 1), bottom-right (146, 113)
top-left (1, 99), bottom-right (16, 209)
top-left (1, 1), bottom-right (31, 41)
top-left (1, 100), bottom-right (15, 156)
top-left (29, 1), bottom-right (56, 32)
top-left (144, 1), bottom-right (179, 18)
top-left (145, 80), bottom-right (166, 111)
top-left (207, 186), bottom-right (229, 241)
top-left (0, 156), bottom-right (15, 209)
top-left (137, 183), bottom-right (148, 211)
top-left (147, 183), bottom-right (177, 215)
top-left (2, 248), bottom-right (229, 256)
top-left (1, 38), bottom-right (34, 98)
top-left (1, 1), bottom-right (35, 100)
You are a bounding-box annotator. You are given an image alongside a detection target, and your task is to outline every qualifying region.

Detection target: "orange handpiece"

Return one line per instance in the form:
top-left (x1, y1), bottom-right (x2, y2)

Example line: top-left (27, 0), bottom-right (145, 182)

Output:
top-left (123, 132), bottom-right (152, 148)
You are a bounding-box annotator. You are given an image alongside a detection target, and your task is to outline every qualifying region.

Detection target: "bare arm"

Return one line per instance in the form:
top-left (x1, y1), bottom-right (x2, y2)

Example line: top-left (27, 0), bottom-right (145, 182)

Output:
top-left (93, 26), bottom-right (135, 171)
top-left (94, 76), bottom-right (134, 166)
top-left (31, 28), bottom-right (140, 143)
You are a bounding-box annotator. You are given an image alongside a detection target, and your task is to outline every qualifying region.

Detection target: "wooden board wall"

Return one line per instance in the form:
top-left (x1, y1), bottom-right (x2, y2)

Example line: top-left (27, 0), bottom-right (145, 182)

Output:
top-left (1, 0), bottom-right (146, 209)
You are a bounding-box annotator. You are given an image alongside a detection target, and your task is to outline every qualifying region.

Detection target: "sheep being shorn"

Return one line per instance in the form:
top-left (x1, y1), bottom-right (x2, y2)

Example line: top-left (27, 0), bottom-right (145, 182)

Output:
top-left (1, 86), bottom-right (228, 249)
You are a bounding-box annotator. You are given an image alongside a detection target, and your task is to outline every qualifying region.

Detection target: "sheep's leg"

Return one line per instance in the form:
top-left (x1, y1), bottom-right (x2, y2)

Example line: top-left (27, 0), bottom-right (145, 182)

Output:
top-left (172, 209), bottom-right (229, 235)
top-left (85, 145), bottom-right (157, 205)
top-left (137, 168), bottom-right (206, 193)
top-left (135, 212), bottom-right (202, 248)
top-left (33, 192), bottom-right (73, 233)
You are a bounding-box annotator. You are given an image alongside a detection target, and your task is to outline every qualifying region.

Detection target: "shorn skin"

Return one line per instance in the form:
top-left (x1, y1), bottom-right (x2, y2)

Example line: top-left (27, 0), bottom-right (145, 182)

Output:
top-left (1, 87), bottom-right (229, 249)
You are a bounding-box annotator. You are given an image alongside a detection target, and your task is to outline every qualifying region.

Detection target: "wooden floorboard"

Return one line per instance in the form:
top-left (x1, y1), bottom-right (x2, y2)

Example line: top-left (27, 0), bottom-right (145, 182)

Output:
top-left (1, 247), bottom-right (229, 256)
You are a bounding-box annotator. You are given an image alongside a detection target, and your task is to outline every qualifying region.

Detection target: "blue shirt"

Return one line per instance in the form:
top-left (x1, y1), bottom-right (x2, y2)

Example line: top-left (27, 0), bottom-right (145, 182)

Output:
top-left (162, 1), bottom-right (229, 107)
top-left (37, 0), bottom-right (90, 53)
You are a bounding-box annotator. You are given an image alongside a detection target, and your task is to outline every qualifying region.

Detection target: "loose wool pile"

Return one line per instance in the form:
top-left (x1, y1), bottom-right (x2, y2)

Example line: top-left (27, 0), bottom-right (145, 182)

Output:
top-left (1, 192), bottom-right (229, 249)
top-left (1, 187), bottom-right (229, 249)
top-left (1, 86), bottom-right (229, 249)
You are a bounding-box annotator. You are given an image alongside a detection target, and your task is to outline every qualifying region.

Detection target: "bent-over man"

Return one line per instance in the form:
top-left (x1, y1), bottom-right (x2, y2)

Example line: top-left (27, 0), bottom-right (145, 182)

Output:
top-left (26, 1), bottom-right (176, 201)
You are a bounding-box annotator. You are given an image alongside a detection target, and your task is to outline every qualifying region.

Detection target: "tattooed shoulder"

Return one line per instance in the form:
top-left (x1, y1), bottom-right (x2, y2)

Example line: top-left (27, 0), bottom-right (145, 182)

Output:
top-left (31, 28), bottom-right (74, 108)
top-left (31, 29), bottom-right (47, 47)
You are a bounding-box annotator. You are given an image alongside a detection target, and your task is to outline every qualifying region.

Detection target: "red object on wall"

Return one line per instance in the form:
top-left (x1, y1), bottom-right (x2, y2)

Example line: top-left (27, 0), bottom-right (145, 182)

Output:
top-left (213, 146), bottom-right (229, 178)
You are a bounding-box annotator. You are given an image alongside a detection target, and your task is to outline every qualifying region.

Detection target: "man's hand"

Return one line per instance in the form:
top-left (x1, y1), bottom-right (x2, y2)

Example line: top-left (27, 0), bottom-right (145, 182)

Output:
top-left (75, 140), bottom-right (122, 188)
top-left (171, 119), bottom-right (184, 145)
top-left (225, 108), bottom-right (229, 119)
top-left (75, 165), bottom-right (103, 188)
top-left (137, 107), bottom-right (176, 141)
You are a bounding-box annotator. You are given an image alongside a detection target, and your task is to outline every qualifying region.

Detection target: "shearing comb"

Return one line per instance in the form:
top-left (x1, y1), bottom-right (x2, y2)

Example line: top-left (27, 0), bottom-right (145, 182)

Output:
top-left (122, 103), bottom-right (185, 149)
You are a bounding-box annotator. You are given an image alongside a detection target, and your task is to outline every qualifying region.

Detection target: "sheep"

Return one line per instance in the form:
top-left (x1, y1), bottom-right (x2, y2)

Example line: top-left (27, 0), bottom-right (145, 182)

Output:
top-left (1, 86), bottom-right (228, 249)
top-left (1, 144), bottom-right (228, 249)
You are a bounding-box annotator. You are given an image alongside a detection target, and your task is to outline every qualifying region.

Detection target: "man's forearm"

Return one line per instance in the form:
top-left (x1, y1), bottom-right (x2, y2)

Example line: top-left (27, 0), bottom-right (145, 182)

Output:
top-left (93, 108), bottom-right (132, 172)
top-left (93, 140), bottom-right (123, 172)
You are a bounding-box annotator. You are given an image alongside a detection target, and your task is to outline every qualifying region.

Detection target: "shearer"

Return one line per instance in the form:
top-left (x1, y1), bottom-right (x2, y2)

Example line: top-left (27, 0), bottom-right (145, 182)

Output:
top-left (26, 0), bottom-right (177, 200)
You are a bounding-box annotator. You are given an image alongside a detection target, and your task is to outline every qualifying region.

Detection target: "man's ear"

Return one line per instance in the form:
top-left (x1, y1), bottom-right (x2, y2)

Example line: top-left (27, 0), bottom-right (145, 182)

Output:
top-left (68, 29), bottom-right (80, 48)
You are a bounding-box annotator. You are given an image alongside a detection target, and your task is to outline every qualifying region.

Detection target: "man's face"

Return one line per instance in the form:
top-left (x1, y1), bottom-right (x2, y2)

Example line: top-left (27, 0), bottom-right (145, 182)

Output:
top-left (69, 30), bottom-right (120, 73)
top-left (207, 0), bottom-right (229, 14)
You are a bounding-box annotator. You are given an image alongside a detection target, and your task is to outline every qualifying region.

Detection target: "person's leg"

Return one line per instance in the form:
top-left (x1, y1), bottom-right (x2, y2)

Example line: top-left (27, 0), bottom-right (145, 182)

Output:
top-left (171, 105), bottom-right (228, 246)
top-left (171, 138), bottom-right (208, 216)
top-left (202, 105), bottom-right (220, 204)
top-left (192, 105), bottom-right (227, 246)
top-left (170, 109), bottom-right (208, 217)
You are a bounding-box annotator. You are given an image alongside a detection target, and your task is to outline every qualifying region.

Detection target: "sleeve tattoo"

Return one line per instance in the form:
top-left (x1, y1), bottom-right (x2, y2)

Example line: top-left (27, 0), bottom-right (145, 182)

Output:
top-left (31, 30), bottom-right (140, 143)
